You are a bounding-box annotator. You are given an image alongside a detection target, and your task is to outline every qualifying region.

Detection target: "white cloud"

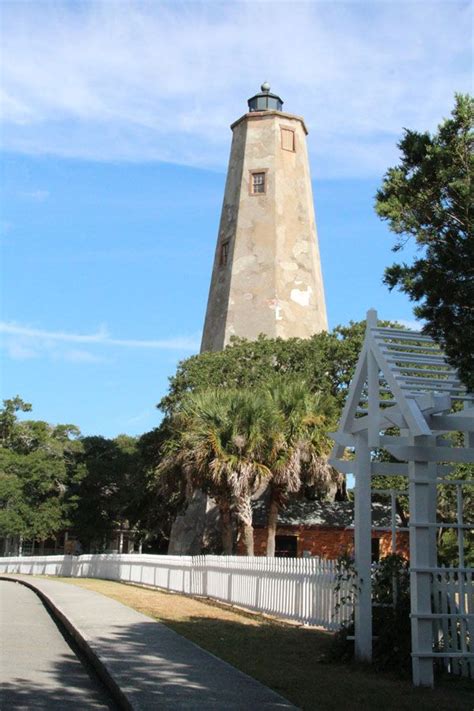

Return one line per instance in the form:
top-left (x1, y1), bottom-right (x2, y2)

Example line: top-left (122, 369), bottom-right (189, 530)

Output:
top-left (125, 408), bottom-right (155, 426)
top-left (0, 321), bottom-right (199, 351)
top-left (1, 321), bottom-right (200, 367)
top-left (396, 318), bottom-right (425, 331)
top-left (1, 322), bottom-right (200, 350)
top-left (3, 334), bottom-right (111, 364)
top-left (0, 1), bottom-right (471, 177)
top-left (5, 339), bottom-right (38, 360)
top-left (61, 349), bottom-right (108, 364)
top-left (19, 189), bottom-right (49, 201)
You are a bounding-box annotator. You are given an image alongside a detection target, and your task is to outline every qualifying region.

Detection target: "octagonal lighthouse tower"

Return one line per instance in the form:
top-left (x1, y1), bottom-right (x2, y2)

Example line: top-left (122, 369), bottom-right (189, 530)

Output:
top-left (201, 83), bottom-right (328, 352)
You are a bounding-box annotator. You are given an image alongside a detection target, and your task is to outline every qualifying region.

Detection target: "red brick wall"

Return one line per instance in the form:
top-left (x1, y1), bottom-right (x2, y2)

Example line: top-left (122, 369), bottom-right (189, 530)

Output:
top-left (238, 525), bottom-right (409, 559)
top-left (379, 532), bottom-right (409, 559)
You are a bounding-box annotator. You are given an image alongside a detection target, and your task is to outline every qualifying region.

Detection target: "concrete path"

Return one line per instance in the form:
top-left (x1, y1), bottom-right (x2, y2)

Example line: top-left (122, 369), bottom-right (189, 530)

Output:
top-left (0, 580), bottom-right (115, 710)
top-left (1, 575), bottom-right (296, 710)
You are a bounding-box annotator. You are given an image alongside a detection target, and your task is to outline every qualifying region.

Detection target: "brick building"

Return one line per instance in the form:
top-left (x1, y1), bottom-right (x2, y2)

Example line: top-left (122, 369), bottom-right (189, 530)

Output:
top-left (237, 499), bottom-right (409, 560)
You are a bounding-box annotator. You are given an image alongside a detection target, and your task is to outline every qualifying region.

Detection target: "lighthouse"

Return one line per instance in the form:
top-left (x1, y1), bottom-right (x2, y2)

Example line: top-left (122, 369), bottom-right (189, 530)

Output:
top-left (169, 85), bottom-right (329, 555)
top-left (201, 83), bottom-right (328, 352)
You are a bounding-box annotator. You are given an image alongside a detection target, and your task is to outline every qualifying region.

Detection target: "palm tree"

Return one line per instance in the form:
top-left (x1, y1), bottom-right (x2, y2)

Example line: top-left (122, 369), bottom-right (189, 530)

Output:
top-left (263, 377), bottom-right (339, 557)
top-left (227, 389), bottom-right (275, 554)
top-left (159, 388), bottom-right (271, 554)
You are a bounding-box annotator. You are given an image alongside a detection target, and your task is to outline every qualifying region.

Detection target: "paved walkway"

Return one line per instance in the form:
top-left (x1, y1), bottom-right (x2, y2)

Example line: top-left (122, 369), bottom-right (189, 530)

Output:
top-left (0, 580), bottom-right (114, 710)
top-left (0, 575), bottom-right (296, 710)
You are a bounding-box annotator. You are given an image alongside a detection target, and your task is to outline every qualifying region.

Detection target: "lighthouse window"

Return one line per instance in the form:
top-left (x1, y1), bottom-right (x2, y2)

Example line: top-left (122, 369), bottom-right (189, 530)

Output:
top-left (281, 128), bottom-right (295, 152)
top-left (251, 172), bottom-right (266, 194)
top-left (220, 241), bottom-right (230, 266)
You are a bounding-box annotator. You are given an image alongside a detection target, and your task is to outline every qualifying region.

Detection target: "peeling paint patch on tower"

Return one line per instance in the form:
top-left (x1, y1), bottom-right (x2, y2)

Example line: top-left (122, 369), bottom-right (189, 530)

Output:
top-left (290, 286), bottom-right (313, 307)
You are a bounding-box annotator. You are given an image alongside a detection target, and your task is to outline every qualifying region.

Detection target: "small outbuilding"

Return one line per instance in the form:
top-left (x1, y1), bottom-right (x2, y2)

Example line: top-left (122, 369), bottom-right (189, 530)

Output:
top-left (238, 498), bottom-right (409, 559)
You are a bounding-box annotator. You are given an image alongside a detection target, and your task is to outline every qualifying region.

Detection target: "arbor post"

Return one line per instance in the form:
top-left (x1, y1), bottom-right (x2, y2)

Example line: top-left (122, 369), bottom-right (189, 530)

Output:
top-left (330, 316), bottom-right (474, 687)
top-left (354, 431), bottom-right (372, 662)
top-left (409, 434), bottom-right (435, 687)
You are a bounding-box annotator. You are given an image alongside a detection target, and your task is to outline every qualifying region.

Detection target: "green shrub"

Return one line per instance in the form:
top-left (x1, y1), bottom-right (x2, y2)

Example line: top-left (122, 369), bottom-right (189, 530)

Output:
top-left (330, 553), bottom-right (412, 676)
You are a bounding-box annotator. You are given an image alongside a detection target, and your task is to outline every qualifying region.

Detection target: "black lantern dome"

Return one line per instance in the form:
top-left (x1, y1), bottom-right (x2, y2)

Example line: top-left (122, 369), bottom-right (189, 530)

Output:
top-left (247, 82), bottom-right (283, 112)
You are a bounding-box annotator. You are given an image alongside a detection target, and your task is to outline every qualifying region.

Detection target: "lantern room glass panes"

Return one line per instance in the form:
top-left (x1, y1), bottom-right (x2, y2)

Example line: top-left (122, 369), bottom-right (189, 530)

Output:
top-left (248, 94), bottom-right (283, 112)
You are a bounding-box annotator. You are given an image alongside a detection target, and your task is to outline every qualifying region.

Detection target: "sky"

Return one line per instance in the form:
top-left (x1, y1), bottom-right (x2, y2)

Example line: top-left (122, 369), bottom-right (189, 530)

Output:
top-left (1, 0), bottom-right (472, 438)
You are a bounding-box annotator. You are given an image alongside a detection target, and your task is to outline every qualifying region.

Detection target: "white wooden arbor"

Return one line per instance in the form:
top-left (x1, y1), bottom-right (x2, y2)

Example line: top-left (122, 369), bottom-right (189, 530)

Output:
top-left (330, 310), bottom-right (474, 687)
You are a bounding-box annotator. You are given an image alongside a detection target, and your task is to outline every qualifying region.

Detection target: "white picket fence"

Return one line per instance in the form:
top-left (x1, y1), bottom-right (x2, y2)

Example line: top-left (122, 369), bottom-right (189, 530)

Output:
top-left (0, 553), bottom-right (352, 631)
top-left (432, 568), bottom-right (474, 679)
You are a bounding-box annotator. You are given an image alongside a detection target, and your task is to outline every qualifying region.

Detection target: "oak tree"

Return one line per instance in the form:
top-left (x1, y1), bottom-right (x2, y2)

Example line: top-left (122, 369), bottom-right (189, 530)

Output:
top-left (376, 94), bottom-right (474, 389)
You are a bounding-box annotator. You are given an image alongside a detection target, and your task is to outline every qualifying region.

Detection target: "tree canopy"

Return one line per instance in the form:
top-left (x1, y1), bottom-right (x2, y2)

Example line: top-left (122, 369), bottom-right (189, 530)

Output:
top-left (154, 323), bottom-right (392, 554)
top-left (158, 376), bottom-right (338, 555)
top-left (0, 397), bottom-right (82, 544)
top-left (158, 321), bottom-right (377, 417)
top-left (0, 398), bottom-right (167, 553)
top-left (375, 93), bottom-right (474, 389)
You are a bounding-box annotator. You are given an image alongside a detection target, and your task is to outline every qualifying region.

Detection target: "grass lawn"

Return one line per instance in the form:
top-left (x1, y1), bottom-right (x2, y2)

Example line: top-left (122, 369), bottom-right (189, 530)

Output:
top-left (52, 577), bottom-right (472, 711)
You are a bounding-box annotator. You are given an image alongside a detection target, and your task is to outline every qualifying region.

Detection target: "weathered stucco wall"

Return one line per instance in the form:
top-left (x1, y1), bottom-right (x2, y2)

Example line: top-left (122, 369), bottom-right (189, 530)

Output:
top-left (201, 109), bottom-right (328, 352)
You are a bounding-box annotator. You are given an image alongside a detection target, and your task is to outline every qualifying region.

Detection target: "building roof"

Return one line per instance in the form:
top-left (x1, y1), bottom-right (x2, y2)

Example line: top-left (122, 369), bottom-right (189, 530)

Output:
top-left (252, 498), bottom-right (400, 529)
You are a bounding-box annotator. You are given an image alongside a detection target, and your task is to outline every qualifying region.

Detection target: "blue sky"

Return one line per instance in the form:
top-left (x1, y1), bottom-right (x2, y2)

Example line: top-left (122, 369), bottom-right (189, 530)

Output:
top-left (1, 0), bottom-right (472, 437)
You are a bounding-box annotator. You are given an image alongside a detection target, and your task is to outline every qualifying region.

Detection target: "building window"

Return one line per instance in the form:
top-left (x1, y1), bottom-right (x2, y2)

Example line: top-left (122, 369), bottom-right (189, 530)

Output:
top-left (275, 535), bottom-right (298, 558)
top-left (251, 171), bottom-right (266, 194)
top-left (281, 127), bottom-right (295, 152)
top-left (219, 241), bottom-right (230, 267)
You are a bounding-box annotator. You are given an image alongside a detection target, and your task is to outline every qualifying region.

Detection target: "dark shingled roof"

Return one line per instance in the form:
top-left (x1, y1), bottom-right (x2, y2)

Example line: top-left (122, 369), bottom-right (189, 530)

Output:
top-left (252, 498), bottom-right (400, 529)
